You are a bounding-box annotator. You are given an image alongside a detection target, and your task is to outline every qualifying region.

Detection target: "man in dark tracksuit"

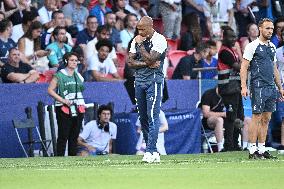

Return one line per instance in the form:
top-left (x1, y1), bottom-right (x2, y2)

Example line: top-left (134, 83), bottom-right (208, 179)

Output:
top-left (217, 28), bottom-right (244, 151)
top-left (128, 16), bottom-right (167, 163)
top-left (241, 18), bottom-right (284, 159)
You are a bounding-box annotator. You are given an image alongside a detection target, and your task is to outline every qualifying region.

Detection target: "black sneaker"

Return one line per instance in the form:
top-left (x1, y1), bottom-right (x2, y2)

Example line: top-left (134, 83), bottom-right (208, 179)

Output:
top-left (249, 151), bottom-right (265, 160)
top-left (261, 151), bottom-right (277, 159)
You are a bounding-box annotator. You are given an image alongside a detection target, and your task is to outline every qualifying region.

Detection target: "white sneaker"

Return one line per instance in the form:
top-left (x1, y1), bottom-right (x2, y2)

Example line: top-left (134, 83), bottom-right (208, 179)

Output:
top-left (142, 152), bottom-right (152, 163)
top-left (152, 152), bottom-right (160, 163)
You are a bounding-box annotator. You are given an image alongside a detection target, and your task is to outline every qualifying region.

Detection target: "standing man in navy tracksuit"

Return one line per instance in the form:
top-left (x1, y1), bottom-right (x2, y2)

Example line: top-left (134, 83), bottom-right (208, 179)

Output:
top-left (128, 16), bottom-right (167, 163)
top-left (241, 18), bottom-right (284, 159)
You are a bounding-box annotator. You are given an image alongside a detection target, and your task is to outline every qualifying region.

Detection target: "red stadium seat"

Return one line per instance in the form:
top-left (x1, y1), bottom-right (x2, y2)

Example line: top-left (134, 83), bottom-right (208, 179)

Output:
top-left (88, 0), bottom-right (112, 10)
top-left (153, 18), bottom-right (164, 33)
top-left (117, 67), bottom-right (125, 79)
top-left (166, 38), bottom-right (178, 51)
top-left (167, 67), bottom-right (175, 79)
top-left (44, 70), bottom-right (56, 83)
top-left (116, 52), bottom-right (127, 68)
top-left (168, 50), bottom-right (188, 68)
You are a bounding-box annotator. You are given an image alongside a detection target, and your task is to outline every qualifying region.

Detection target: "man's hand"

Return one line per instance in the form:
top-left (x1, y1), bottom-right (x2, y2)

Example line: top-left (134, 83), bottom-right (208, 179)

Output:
top-left (241, 87), bottom-right (248, 97)
top-left (134, 35), bottom-right (146, 44)
top-left (87, 145), bottom-right (96, 152)
top-left (279, 89), bottom-right (284, 101)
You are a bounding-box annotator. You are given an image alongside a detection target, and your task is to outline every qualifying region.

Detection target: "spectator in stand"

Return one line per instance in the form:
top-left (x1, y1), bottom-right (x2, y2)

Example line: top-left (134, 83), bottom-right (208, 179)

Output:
top-left (75, 15), bottom-right (98, 47)
top-left (0, 19), bottom-right (16, 66)
top-left (258, 0), bottom-right (274, 21)
top-left (235, 0), bottom-right (259, 38)
top-left (271, 16), bottom-right (284, 48)
top-left (204, 0), bottom-right (235, 39)
top-left (172, 43), bottom-right (210, 80)
top-left (41, 10), bottom-right (74, 48)
top-left (120, 13), bottom-right (138, 51)
top-left (112, 0), bottom-right (131, 30)
top-left (38, 0), bottom-right (58, 29)
top-left (72, 45), bottom-right (87, 77)
top-left (18, 21), bottom-right (50, 69)
top-left (201, 87), bottom-right (225, 152)
top-left (62, 0), bottom-right (89, 31)
top-left (1, 48), bottom-right (39, 83)
top-left (201, 40), bottom-right (218, 79)
top-left (85, 25), bottom-right (117, 64)
top-left (183, 0), bottom-right (207, 36)
top-left (46, 26), bottom-right (72, 68)
top-left (11, 10), bottom-right (39, 43)
top-left (241, 23), bottom-right (259, 52)
top-left (159, 0), bottom-right (182, 39)
top-left (89, 0), bottom-right (112, 26)
top-left (88, 39), bottom-right (121, 82)
top-left (125, 0), bottom-right (148, 20)
top-left (105, 12), bottom-right (123, 52)
top-left (179, 13), bottom-right (202, 51)
top-left (9, 0), bottom-right (39, 26)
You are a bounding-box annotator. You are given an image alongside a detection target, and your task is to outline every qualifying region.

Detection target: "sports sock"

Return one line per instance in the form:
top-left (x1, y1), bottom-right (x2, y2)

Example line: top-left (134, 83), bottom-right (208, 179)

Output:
top-left (242, 141), bottom-right (248, 149)
top-left (249, 143), bottom-right (257, 154)
top-left (217, 142), bottom-right (224, 152)
top-left (258, 143), bottom-right (265, 154)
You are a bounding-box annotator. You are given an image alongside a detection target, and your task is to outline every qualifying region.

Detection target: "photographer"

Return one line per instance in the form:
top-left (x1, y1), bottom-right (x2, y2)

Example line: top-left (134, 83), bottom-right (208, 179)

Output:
top-left (47, 52), bottom-right (85, 156)
top-left (77, 104), bottom-right (117, 157)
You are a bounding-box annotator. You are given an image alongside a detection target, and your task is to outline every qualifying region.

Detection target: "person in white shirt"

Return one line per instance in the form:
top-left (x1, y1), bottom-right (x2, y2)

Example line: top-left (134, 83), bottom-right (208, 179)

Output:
top-left (77, 104), bottom-right (117, 156)
top-left (136, 110), bottom-right (168, 155)
top-left (88, 39), bottom-right (121, 81)
top-left (38, 0), bottom-right (58, 29)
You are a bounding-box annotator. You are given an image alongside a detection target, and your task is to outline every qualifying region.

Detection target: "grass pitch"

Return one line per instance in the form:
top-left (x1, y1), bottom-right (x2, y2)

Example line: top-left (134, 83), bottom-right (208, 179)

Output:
top-left (0, 152), bottom-right (283, 189)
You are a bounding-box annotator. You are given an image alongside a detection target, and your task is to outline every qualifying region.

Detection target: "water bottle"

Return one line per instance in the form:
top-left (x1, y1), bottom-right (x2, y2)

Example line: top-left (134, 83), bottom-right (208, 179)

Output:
top-left (202, 141), bottom-right (208, 153)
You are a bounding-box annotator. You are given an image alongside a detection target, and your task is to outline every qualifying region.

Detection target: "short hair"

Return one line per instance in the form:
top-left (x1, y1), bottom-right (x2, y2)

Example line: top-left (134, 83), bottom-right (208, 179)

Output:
top-left (195, 43), bottom-right (209, 53)
top-left (0, 19), bottom-right (12, 33)
top-left (53, 26), bottom-right (66, 36)
top-left (22, 11), bottom-right (38, 25)
top-left (96, 25), bottom-right (111, 34)
top-left (87, 15), bottom-right (97, 22)
top-left (95, 39), bottom-right (113, 52)
top-left (246, 23), bottom-right (257, 32)
top-left (97, 104), bottom-right (113, 119)
top-left (51, 10), bottom-right (64, 20)
top-left (8, 47), bottom-right (19, 54)
top-left (258, 18), bottom-right (273, 27)
top-left (206, 40), bottom-right (216, 47)
top-left (222, 27), bottom-right (235, 38)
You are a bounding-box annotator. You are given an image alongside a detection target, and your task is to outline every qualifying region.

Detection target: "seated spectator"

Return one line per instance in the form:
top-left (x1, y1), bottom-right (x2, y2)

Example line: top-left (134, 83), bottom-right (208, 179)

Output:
top-left (172, 43), bottom-right (209, 80)
top-left (136, 110), bottom-right (168, 155)
top-left (105, 12), bottom-right (123, 52)
top-left (271, 17), bottom-right (284, 48)
top-left (204, 0), bottom-right (235, 38)
top-left (240, 23), bottom-right (259, 52)
top-left (201, 40), bottom-right (218, 79)
top-left (41, 10), bottom-right (74, 48)
top-left (62, 0), bottom-right (89, 31)
top-left (85, 25), bottom-right (117, 64)
top-left (75, 15), bottom-right (98, 47)
top-left (38, 0), bottom-right (58, 29)
top-left (159, 0), bottom-right (182, 39)
top-left (179, 13), bottom-right (202, 51)
top-left (0, 19), bottom-right (16, 66)
top-left (11, 11), bottom-right (39, 43)
top-left (89, 0), bottom-right (112, 26)
top-left (125, 0), bottom-right (148, 20)
top-left (201, 87), bottom-right (225, 152)
top-left (112, 0), bottom-right (131, 30)
top-left (18, 21), bottom-right (50, 68)
top-left (71, 45), bottom-right (88, 78)
top-left (46, 26), bottom-right (72, 68)
top-left (120, 13), bottom-right (138, 51)
top-left (77, 104), bottom-right (117, 156)
top-left (88, 39), bottom-right (121, 81)
top-left (9, 0), bottom-right (39, 26)
top-left (1, 48), bottom-right (39, 83)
